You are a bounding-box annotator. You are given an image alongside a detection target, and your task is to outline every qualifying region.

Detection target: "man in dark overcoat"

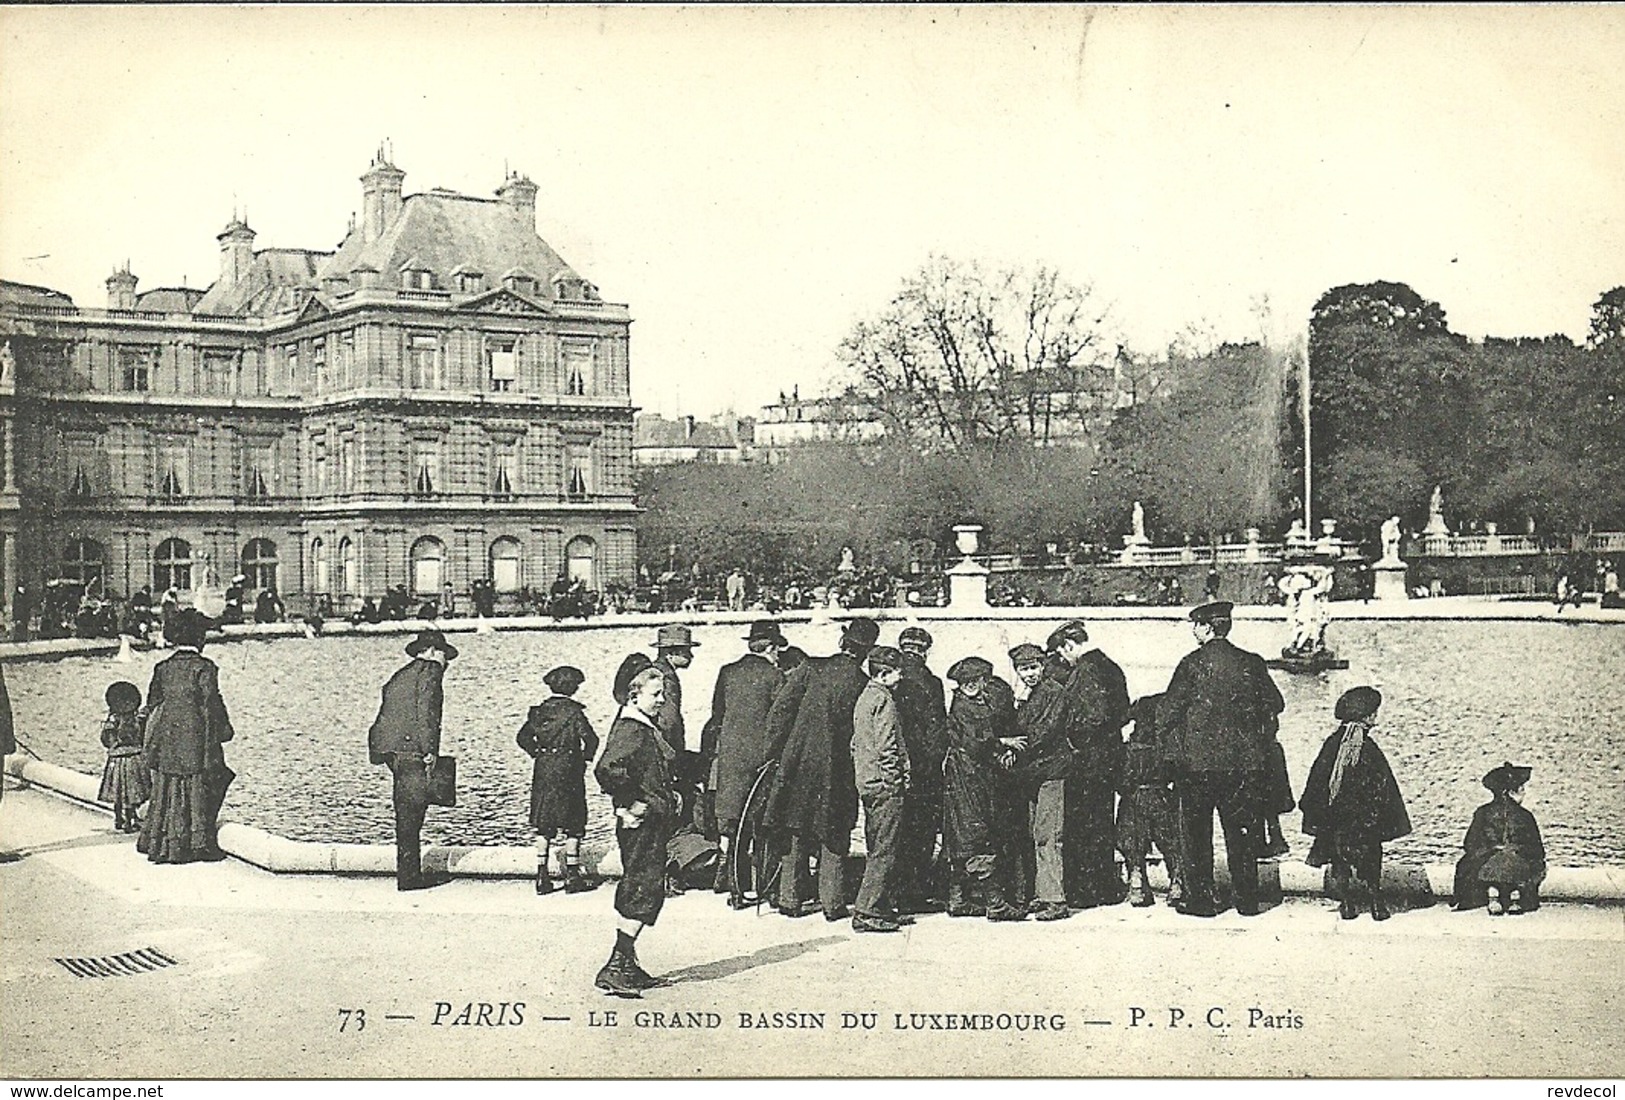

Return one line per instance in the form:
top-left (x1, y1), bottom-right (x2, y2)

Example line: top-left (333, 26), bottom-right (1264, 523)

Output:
top-left (369, 628), bottom-right (456, 891)
top-left (1047, 621), bottom-right (1131, 908)
top-left (893, 625), bottom-right (948, 910)
top-left (762, 617), bottom-right (879, 919)
top-left (650, 625), bottom-right (696, 754)
top-left (701, 619), bottom-right (787, 905)
top-left (1160, 601), bottom-right (1284, 917)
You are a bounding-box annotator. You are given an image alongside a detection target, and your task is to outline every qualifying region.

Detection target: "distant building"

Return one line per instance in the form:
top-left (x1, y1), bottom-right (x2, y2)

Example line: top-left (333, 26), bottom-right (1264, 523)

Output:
top-left (633, 414), bottom-right (749, 466)
top-left (0, 149), bottom-right (637, 623)
top-left (755, 387), bottom-right (886, 463)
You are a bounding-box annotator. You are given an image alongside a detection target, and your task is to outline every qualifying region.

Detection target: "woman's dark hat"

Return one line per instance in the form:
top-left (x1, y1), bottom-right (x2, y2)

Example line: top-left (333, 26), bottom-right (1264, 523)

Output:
top-left (405, 629), bottom-right (458, 660)
top-left (105, 681), bottom-right (142, 713)
top-left (167, 608), bottom-right (209, 649)
top-left (1334, 686), bottom-right (1383, 722)
top-left (947, 655), bottom-right (994, 684)
top-left (543, 665), bottom-right (585, 694)
top-left (1483, 761), bottom-right (1532, 794)
top-left (1189, 601), bottom-right (1233, 624)
top-left (744, 620), bottom-right (786, 645)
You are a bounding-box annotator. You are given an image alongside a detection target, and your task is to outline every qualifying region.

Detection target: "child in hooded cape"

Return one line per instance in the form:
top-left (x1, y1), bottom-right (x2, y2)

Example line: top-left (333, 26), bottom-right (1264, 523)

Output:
top-left (1453, 762), bottom-right (1546, 915)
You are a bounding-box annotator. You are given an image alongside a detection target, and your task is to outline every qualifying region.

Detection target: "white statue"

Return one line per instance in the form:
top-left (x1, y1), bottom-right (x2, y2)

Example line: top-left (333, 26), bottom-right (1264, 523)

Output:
top-left (838, 546), bottom-right (856, 573)
top-left (1278, 565), bottom-right (1335, 656)
top-left (1424, 484), bottom-right (1449, 536)
top-left (1380, 516), bottom-right (1403, 564)
top-left (1131, 501), bottom-right (1147, 542)
top-left (0, 340), bottom-right (13, 384)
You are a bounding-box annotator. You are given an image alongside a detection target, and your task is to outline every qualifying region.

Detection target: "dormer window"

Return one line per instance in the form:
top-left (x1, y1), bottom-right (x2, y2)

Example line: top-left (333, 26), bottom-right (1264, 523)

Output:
top-left (452, 266), bottom-right (485, 294)
top-left (502, 268), bottom-right (535, 297)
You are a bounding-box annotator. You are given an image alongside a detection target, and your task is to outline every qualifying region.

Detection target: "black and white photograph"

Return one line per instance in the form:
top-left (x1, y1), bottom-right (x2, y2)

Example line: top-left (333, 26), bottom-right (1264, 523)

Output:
top-left (0, 3), bottom-right (1621, 1088)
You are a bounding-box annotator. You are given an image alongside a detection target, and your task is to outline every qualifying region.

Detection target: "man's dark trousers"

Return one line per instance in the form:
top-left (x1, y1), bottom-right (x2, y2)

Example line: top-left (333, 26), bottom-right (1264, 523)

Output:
top-left (390, 756), bottom-right (431, 887)
top-left (1063, 773), bottom-right (1120, 904)
top-left (897, 784), bottom-right (943, 904)
top-left (1177, 769), bottom-right (1262, 909)
top-left (855, 791), bottom-right (904, 918)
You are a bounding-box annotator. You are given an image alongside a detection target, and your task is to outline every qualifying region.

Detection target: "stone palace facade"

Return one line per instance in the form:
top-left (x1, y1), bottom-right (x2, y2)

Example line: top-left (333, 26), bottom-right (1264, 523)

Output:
top-left (0, 151), bottom-right (637, 621)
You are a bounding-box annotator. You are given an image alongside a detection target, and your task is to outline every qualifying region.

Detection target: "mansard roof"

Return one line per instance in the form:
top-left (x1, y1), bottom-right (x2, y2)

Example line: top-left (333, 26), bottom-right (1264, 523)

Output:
top-left (318, 190), bottom-right (583, 293)
top-left (193, 248), bottom-right (333, 317)
top-left (0, 279), bottom-right (75, 308)
top-left (134, 287), bottom-right (205, 313)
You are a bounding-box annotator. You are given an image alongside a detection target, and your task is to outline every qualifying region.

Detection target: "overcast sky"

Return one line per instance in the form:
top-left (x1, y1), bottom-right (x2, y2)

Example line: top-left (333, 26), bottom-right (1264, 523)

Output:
top-left (2, 5), bottom-right (1621, 419)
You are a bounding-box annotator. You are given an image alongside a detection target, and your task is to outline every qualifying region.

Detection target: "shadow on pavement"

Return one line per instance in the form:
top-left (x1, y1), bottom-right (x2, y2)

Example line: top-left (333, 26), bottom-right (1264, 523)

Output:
top-left (663, 935), bottom-right (845, 986)
top-left (5, 832), bottom-right (138, 858)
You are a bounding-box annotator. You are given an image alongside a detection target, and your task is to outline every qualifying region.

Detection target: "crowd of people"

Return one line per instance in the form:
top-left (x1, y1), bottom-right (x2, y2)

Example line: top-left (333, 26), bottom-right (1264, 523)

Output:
top-left (0, 600), bottom-right (1553, 996)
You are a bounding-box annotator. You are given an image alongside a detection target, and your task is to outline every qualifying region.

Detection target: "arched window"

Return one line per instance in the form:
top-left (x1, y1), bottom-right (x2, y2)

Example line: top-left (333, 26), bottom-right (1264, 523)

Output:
top-left (339, 537), bottom-right (358, 594)
top-left (154, 538), bottom-right (193, 591)
top-left (242, 538), bottom-right (278, 592)
top-left (311, 538), bottom-right (329, 594)
top-left (489, 537), bottom-right (522, 593)
top-left (410, 536), bottom-right (445, 595)
top-left (62, 538), bottom-right (105, 593)
top-left (565, 535), bottom-right (597, 589)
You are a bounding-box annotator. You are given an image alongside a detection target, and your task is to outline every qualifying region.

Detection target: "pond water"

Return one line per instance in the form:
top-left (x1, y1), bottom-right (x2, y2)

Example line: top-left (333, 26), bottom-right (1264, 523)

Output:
top-left (7, 618), bottom-right (1623, 865)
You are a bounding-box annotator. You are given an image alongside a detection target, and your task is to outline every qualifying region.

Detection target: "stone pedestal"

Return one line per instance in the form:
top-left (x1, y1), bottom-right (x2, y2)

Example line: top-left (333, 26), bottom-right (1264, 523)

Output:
top-left (1372, 560), bottom-right (1409, 601)
top-left (1119, 534), bottom-right (1150, 565)
top-left (947, 560), bottom-right (990, 610)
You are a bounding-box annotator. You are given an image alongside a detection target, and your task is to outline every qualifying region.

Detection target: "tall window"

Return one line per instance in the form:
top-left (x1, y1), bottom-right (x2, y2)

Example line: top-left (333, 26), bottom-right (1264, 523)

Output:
top-left (339, 434), bottom-right (357, 492)
top-left (565, 443), bottom-right (592, 501)
top-left (242, 538), bottom-right (278, 592)
top-left (408, 334), bottom-right (439, 389)
top-left (339, 537), bottom-right (357, 594)
top-left (564, 346), bottom-right (592, 396)
top-left (244, 441), bottom-right (274, 500)
top-left (287, 346), bottom-right (300, 388)
top-left (412, 440), bottom-right (440, 496)
top-left (312, 338), bottom-right (326, 382)
top-left (312, 435), bottom-right (329, 495)
top-left (489, 537), bottom-right (522, 593)
top-left (62, 538), bottom-right (106, 592)
top-left (312, 538), bottom-right (329, 593)
top-left (491, 442), bottom-right (517, 498)
top-left (488, 338), bottom-right (516, 392)
top-left (565, 535), bottom-right (597, 588)
top-left (339, 332), bottom-right (355, 387)
top-left (158, 444), bottom-right (188, 498)
top-left (410, 537), bottom-right (445, 595)
top-left (154, 538), bottom-right (193, 591)
top-left (120, 346), bottom-right (154, 392)
top-left (202, 349), bottom-right (238, 396)
top-left (69, 465), bottom-right (92, 499)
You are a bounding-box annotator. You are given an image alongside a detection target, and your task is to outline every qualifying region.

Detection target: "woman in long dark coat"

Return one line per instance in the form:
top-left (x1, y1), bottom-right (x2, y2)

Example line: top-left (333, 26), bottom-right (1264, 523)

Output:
top-left (1299, 686), bottom-right (1411, 920)
top-left (594, 667), bottom-right (679, 998)
top-left (1453, 762), bottom-right (1546, 914)
top-left (942, 657), bottom-right (1025, 922)
top-left (517, 666), bottom-right (599, 896)
top-left (138, 610), bottom-right (235, 864)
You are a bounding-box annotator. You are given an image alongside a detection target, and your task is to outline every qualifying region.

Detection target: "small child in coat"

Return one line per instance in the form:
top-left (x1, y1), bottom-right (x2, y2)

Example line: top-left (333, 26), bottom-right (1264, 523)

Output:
top-left (1453, 762), bottom-right (1546, 915)
top-left (517, 666), bottom-right (601, 895)
top-left (1299, 686), bottom-right (1412, 920)
top-left (98, 681), bottom-right (150, 833)
top-left (1116, 694), bottom-right (1184, 908)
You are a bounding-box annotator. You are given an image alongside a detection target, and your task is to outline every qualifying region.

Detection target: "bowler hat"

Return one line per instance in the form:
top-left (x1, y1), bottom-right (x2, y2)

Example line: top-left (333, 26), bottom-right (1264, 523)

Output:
top-left (543, 665), bottom-right (585, 694)
top-left (1334, 685), bottom-right (1383, 722)
top-left (947, 656), bottom-right (994, 684)
top-left (1189, 601), bottom-right (1233, 624)
top-left (1483, 761), bottom-right (1532, 794)
top-left (867, 645), bottom-right (904, 672)
top-left (841, 617), bottom-right (880, 648)
top-left (1045, 620), bottom-right (1090, 651)
top-left (654, 624), bottom-right (698, 649)
top-left (405, 629), bottom-right (458, 661)
top-left (898, 626), bottom-right (933, 651)
top-left (1008, 642), bottom-right (1047, 667)
top-left (105, 681), bottom-right (142, 713)
top-left (743, 620), bottom-right (786, 645)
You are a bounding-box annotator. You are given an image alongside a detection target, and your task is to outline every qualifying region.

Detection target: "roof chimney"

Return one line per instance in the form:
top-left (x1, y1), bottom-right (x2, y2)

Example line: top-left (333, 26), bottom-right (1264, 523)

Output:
top-left (495, 170), bottom-right (538, 230)
top-left (360, 145), bottom-right (406, 244)
top-left (216, 218), bottom-right (256, 292)
top-left (105, 263), bottom-right (138, 309)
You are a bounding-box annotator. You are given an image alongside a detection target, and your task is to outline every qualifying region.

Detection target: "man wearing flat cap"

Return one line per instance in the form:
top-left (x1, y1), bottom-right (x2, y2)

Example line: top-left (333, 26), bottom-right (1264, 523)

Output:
top-left (369, 629), bottom-right (458, 890)
top-left (1160, 601), bottom-right (1285, 916)
top-left (763, 617), bottom-right (879, 919)
top-left (701, 620), bottom-right (787, 905)
top-left (1009, 642), bottom-right (1071, 920)
top-left (1042, 621), bottom-right (1131, 909)
top-left (893, 626), bottom-right (949, 910)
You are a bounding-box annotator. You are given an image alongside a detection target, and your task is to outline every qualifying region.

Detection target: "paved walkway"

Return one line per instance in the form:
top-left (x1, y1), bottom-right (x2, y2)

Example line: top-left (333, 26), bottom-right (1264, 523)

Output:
top-left (2, 781), bottom-right (1621, 1080)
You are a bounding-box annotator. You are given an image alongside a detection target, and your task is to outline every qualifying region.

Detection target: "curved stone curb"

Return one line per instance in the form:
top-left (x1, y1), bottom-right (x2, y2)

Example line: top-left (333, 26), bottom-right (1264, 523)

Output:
top-left (6, 753), bottom-right (1620, 900)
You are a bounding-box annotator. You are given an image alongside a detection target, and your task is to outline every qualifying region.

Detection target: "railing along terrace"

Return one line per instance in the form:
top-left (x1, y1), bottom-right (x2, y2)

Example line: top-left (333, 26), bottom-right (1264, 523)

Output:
top-left (1420, 534), bottom-right (1540, 556)
top-left (1584, 532), bottom-right (1625, 552)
